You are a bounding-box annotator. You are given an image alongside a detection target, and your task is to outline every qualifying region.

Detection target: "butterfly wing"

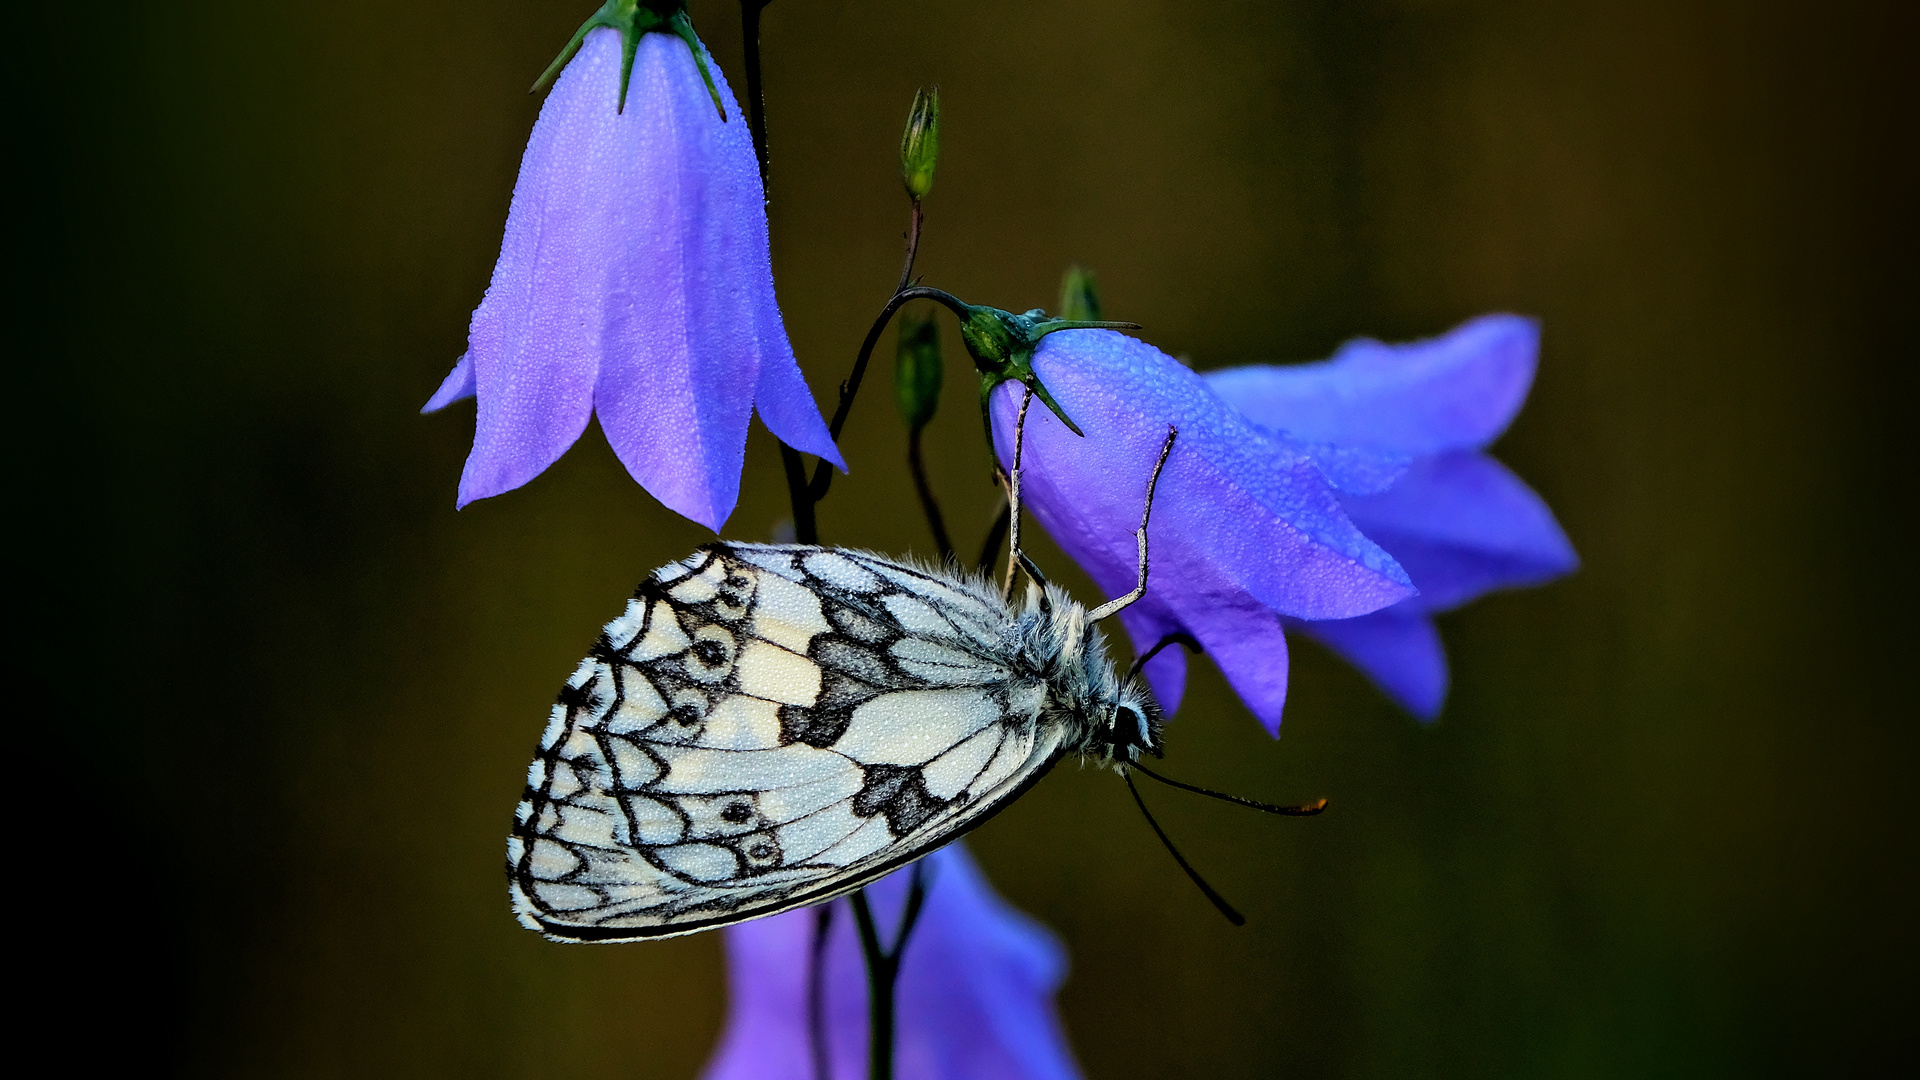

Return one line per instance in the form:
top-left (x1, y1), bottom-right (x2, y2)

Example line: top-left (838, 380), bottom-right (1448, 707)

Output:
top-left (508, 543), bottom-right (1062, 942)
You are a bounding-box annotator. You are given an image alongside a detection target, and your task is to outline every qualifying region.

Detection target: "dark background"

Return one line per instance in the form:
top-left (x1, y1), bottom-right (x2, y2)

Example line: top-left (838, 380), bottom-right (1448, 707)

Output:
top-left (21, 0), bottom-right (1915, 1075)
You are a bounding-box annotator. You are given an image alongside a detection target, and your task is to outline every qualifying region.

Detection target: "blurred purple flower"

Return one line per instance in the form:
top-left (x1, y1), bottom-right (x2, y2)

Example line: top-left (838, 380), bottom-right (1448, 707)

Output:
top-left (423, 25), bottom-right (842, 529)
top-left (1205, 314), bottom-right (1578, 719)
top-left (701, 844), bottom-right (1080, 1080)
top-left (986, 330), bottom-right (1417, 735)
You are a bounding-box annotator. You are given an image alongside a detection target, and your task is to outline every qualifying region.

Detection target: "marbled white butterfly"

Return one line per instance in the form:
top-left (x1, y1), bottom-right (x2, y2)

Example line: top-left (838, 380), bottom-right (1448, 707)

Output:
top-left (507, 408), bottom-right (1293, 941)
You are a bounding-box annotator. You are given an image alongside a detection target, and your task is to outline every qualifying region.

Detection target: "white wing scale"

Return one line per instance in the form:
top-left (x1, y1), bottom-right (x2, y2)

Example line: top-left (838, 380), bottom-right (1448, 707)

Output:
top-left (508, 543), bottom-right (1064, 941)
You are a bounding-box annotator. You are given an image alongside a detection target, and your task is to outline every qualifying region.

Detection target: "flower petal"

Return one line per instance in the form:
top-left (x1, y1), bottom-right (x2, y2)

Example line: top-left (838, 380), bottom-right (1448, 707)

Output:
top-left (991, 332), bottom-right (1412, 621)
top-left (754, 303), bottom-right (846, 469)
top-left (1340, 451), bottom-right (1579, 612)
top-left (1290, 608), bottom-right (1449, 721)
top-left (1205, 313), bottom-right (1539, 456)
top-left (1295, 438), bottom-right (1411, 495)
top-left (456, 30), bottom-right (631, 508)
top-left (1178, 598), bottom-right (1292, 736)
top-left (1118, 600), bottom-right (1190, 716)
top-left (890, 848), bottom-right (1079, 1079)
top-left (420, 353), bottom-right (475, 414)
top-left (589, 33), bottom-right (774, 531)
top-left (701, 844), bottom-right (1080, 1080)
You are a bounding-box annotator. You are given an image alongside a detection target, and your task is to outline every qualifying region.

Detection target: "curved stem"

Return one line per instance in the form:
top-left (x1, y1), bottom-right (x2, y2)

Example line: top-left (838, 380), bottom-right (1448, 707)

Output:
top-left (808, 285), bottom-right (970, 502)
top-left (907, 426), bottom-right (955, 562)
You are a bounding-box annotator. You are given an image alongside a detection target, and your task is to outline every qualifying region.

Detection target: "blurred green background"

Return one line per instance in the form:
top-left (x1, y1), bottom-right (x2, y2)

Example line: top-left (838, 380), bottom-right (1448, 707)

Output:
top-left (21, 0), bottom-right (1913, 1075)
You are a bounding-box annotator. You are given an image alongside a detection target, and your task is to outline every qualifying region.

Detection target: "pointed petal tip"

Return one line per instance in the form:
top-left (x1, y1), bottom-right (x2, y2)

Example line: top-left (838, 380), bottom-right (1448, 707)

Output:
top-left (1391, 673), bottom-right (1448, 721)
top-left (649, 485), bottom-right (730, 534)
top-left (1295, 609), bottom-right (1450, 721)
top-left (812, 439), bottom-right (849, 474)
top-left (452, 478), bottom-right (496, 512)
top-left (666, 500), bottom-right (728, 534)
top-left (601, 441), bottom-right (738, 533)
top-left (421, 354), bottom-right (476, 414)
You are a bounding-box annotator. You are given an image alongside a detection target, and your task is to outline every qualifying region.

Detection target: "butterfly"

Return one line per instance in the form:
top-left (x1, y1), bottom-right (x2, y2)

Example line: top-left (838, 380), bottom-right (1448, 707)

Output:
top-left (508, 405), bottom-right (1313, 942)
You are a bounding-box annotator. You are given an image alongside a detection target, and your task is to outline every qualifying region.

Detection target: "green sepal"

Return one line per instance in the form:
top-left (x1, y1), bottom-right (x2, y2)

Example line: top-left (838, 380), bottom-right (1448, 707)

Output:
top-left (955, 303), bottom-right (1142, 445)
top-left (530, 1), bottom-right (725, 121)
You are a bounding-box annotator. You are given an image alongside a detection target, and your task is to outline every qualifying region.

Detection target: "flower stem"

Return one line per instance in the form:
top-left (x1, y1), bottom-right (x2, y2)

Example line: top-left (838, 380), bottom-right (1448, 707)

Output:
top-left (847, 865), bottom-right (930, 1080)
top-left (906, 425), bottom-right (954, 562)
top-left (739, 1), bottom-right (772, 188)
top-left (895, 199), bottom-right (924, 294)
top-left (809, 285), bottom-right (968, 503)
top-left (808, 903), bottom-right (833, 1080)
top-left (735, 0), bottom-right (820, 543)
top-left (783, 446), bottom-right (818, 543)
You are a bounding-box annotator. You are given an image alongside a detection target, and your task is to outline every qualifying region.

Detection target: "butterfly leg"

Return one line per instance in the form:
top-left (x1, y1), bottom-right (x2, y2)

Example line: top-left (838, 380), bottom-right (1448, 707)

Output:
top-left (1005, 387), bottom-right (1053, 596)
top-left (1126, 631), bottom-right (1203, 682)
top-left (1086, 425), bottom-right (1179, 622)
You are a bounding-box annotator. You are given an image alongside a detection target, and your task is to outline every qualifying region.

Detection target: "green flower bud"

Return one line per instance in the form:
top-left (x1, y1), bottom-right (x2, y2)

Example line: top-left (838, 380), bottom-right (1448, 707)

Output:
top-left (895, 309), bottom-right (944, 434)
top-left (1058, 265), bottom-right (1102, 322)
top-left (899, 86), bottom-right (941, 201)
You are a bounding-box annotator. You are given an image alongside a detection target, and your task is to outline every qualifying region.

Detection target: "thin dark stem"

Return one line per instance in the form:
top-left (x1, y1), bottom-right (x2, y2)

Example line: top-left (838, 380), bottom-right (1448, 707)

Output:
top-left (976, 497), bottom-right (1010, 574)
top-left (740, 1), bottom-right (771, 188)
top-left (845, 864), bottom-right (931, 1080)
top-left (848, 892), bottom-right (893, 1080)
top-left (784, 445), bottom-right (818, 543)
top-left (907, 427), bottom-right (954, 562)
top-left (896, 862), bottom-right (930, 951)
top-left (808, 903), bottom-right (833, 1080)
top-left (738, 1), bottom-right (817, 542)
top-left (887, 201), bottom-right (931, 553)
top-left (808, 285), bottom-right (970, 502)
top-left (895, 199), bottom-right (924, 293)
top-left (806, 206), bottom-right (941, 504)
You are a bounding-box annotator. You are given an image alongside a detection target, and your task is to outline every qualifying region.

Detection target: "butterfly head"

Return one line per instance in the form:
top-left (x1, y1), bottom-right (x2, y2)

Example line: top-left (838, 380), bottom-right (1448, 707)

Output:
top-left (1096, 681), bottom-right (1165, 767)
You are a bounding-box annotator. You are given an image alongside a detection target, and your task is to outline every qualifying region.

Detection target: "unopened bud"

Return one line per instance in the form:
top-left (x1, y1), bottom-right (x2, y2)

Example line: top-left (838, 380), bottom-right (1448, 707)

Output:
top-left (895, 309), bottom-right (943, 433)
top-left (1058, 265), bottom-right (1102, 322)
top-left (899, 86), bottom-right (941, 201)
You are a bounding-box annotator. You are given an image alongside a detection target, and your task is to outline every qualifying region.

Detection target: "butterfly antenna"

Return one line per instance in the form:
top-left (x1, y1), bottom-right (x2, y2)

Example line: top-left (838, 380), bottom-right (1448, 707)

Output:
top-left (1131, 761), bottom-right (1328, 817)
top-left (1124, 771), bottom-right (1245, 926)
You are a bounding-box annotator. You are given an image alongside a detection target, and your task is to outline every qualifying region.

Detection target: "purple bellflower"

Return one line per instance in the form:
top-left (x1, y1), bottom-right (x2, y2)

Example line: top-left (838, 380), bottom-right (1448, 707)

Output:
top-left (1204, 314), bottom-right (1578, 719)
top-left (984, 329), bottom-right (1418, 735)
top-left (423, 12), bottom-right (843, 529)
top-left (701, 844), bottom-right (1081, 1080)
